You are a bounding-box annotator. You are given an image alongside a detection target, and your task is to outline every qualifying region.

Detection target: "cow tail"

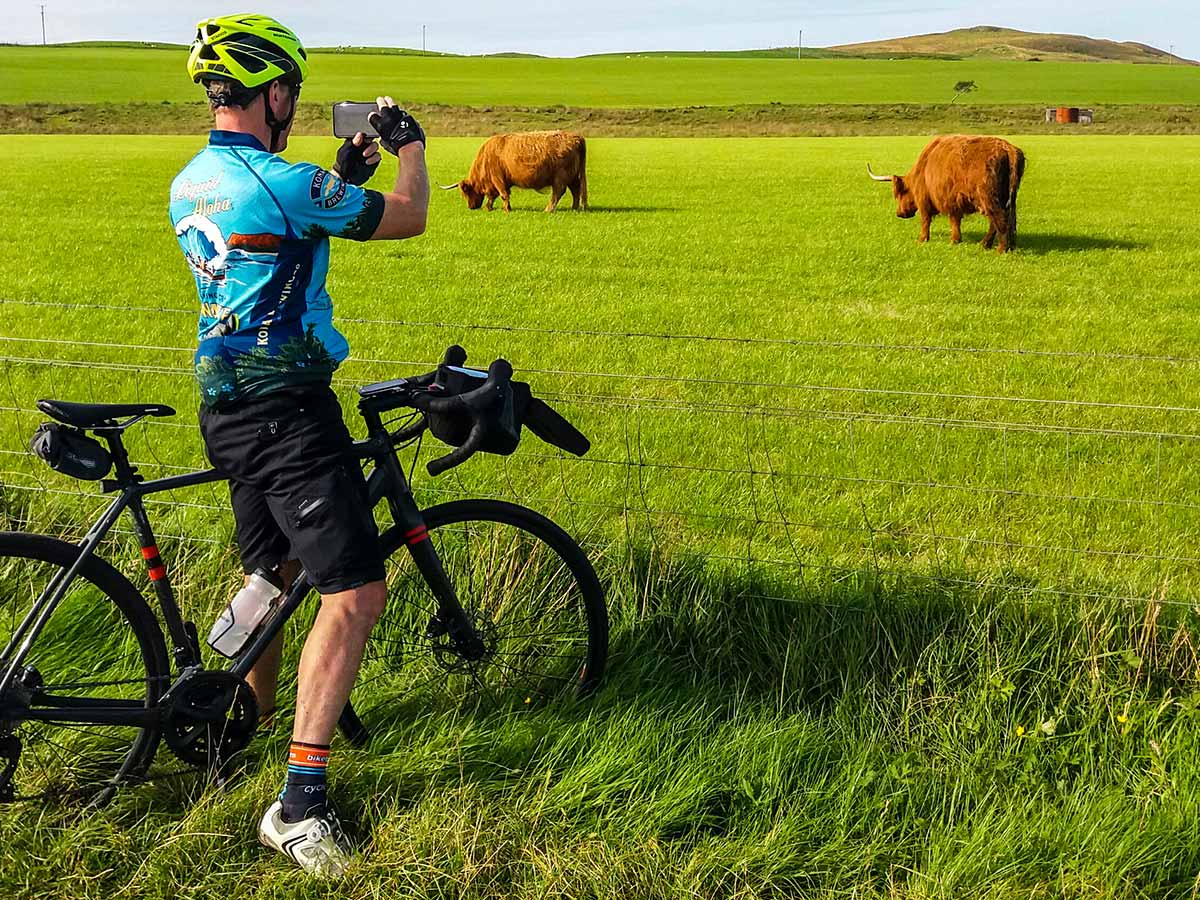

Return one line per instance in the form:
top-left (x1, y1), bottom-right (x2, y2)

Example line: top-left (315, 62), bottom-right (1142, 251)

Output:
top-left (1007, 146), bottom-right (1024, 243)
top-left (1007, 146), bottom-right (1024, 212)
top-left (578, 137), bottom-right (588, 209)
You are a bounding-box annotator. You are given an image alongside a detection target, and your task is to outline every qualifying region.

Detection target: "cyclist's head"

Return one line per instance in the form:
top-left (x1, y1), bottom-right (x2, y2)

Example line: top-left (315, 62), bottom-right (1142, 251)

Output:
top-left (187, 14), bottom-right (309, 152)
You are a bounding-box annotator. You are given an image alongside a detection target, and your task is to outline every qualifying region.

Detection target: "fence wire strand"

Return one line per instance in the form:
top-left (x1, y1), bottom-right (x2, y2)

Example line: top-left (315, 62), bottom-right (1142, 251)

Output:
top-left (3, 304), bottom-right (1200, 610)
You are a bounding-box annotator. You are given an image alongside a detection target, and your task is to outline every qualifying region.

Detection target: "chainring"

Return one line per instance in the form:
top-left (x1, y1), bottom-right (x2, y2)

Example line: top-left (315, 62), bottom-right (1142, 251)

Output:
top-left (163, 671), bottom-right (258, 769)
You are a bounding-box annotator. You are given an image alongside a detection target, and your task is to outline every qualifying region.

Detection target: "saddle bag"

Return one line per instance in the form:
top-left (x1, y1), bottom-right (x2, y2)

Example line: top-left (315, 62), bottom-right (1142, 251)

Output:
top-left (29, 423), bottom-right (113, 481)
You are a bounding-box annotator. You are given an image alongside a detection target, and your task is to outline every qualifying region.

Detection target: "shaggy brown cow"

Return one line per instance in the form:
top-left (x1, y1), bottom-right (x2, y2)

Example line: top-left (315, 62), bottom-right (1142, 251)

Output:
top-left (867, 135), bottom-right (1026, 252)
top-left (440, 131), bottom-right (588, 213)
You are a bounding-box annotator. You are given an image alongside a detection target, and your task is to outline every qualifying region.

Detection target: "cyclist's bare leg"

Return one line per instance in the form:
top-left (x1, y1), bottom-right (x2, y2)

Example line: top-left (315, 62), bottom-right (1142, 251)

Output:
top-left (292, 579), bottom-right (387, 744)
top-left (245, 559), bottom-right (300, 722)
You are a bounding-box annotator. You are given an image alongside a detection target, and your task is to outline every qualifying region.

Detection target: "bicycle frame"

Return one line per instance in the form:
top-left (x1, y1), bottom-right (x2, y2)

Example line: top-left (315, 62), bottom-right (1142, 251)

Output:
top-left (0, 402), bottom-right (476, 733)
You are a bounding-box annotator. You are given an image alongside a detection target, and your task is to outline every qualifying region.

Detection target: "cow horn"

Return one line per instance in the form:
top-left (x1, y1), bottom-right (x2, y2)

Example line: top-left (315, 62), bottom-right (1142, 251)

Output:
top-left (438, 182), bottom-right (461, 190)
top-left (866, 163), bottom-right (892, 182)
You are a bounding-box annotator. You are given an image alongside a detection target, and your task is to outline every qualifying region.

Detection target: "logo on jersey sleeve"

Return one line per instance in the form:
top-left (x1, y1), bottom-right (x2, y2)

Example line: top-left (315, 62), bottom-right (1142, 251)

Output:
top-left (310, 169), bottom-right (347, 209)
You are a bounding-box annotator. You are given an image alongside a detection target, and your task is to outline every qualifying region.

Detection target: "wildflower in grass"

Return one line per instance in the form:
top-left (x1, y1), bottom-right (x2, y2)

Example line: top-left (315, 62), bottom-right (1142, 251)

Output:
top-left (1015, 725), bottom-right (1025, 737)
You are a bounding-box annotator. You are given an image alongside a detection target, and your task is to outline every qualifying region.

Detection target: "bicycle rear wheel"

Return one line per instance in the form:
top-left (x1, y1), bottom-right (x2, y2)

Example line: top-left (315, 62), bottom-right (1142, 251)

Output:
top-left (352, 499), bottom-right (608, 719)
top-left (0, 533), bottom-right (168, 806)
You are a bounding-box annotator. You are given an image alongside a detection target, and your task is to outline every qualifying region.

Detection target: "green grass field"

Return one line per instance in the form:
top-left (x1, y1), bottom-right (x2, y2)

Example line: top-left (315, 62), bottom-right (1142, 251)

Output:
top-left (2, 45), bottom-right (1199, 106)
top-left (1, 133), bottom-right (1200, 897)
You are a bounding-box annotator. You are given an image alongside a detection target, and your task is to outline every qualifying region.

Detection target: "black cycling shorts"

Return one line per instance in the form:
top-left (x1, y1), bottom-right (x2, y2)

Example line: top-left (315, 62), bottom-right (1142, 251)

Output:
top-left (199, 383), bottom-right (386, 594)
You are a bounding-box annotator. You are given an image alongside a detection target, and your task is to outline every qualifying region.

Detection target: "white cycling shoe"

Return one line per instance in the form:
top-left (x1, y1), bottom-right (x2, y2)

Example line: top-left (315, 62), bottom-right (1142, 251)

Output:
top-left (258, 800), bottom-right (353, 877)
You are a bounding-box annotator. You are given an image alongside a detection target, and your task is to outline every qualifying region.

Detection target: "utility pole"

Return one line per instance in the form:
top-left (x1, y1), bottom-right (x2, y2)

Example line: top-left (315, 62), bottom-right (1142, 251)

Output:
top-left (40, 4), bottom-right (46, 45)
top-left (422, 24), bottom-right (426, 55)
top-left (797, 29), bottom-right (802, 60)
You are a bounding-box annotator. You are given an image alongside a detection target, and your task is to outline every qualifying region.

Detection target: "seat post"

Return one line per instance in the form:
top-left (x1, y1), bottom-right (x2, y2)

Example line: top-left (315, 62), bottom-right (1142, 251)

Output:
top-left (99, 428), bottom-right (139, 486)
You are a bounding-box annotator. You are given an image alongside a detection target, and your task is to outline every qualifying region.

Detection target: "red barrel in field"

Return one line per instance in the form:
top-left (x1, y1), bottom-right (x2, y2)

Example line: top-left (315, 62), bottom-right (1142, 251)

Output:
top-left (1055, 106), bottom-right (1080, 124)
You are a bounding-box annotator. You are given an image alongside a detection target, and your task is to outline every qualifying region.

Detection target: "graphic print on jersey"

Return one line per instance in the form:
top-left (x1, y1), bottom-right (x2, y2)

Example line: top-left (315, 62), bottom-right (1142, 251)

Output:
top-left (176, 213), bottom-right (230, 283)
top-left (169, 131), bottom-right (384, 408)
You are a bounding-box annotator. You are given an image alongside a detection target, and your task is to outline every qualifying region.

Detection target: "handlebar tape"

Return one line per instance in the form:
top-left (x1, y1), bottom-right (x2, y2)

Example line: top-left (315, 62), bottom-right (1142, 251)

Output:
top-left (427, 418), bottom-right (487, 476)
top-left (415, 358), bottom-right (513, 415)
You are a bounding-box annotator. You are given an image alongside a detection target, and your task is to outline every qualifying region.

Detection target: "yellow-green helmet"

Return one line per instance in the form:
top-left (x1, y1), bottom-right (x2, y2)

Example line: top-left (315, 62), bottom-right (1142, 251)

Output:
top-left (187, 14), bottom-right (309, 88)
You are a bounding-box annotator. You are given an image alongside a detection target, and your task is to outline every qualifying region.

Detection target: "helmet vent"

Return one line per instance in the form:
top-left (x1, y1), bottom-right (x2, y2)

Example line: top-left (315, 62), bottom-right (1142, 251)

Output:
top-left (224, 45), bottom-right (269, 75)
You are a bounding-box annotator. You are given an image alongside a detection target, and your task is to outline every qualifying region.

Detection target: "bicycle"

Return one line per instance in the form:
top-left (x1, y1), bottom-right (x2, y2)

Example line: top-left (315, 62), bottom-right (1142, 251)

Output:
top-left (0, 346), bottom-right (608, 806)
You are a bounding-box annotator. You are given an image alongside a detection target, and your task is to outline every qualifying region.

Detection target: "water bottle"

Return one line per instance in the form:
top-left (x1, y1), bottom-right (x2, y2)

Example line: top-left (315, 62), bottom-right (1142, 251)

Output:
top-left (206, 568), bottom-right (284, 658)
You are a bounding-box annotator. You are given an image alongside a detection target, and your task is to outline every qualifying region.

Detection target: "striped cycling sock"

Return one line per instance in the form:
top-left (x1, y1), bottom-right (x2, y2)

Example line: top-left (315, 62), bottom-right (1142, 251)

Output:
top-left (280, 740), bottom-right (330, 823)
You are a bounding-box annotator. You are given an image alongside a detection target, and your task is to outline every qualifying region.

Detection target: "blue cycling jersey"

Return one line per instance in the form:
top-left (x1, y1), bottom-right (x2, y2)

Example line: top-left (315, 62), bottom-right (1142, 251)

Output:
top-left (169, 130), bottom-right (384, 408)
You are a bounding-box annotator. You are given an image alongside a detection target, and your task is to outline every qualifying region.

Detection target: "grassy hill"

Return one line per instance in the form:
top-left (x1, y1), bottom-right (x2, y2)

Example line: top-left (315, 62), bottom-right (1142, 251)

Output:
top-left (1, 47), bottom-right (1198, 108)
top-left (832, 25), bottom-right (1194, 64)
top-left (7, 28), bottom-right (1192, 64)
top-left (583, 48), bottom-right (845, 60)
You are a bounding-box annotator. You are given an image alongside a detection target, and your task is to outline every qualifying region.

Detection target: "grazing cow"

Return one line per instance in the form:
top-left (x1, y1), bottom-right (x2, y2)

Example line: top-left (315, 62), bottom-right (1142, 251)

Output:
top-left (440, 130), bottom-right (588, 213)
top-left (867, 135), bottom-right (1026, 252)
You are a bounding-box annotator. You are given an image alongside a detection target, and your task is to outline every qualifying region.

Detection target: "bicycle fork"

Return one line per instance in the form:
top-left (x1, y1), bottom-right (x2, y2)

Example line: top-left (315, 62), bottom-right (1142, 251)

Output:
top-left (377, 476), bottom-right (486, 660)
top-left (363, 415), bottom-right (486, 661)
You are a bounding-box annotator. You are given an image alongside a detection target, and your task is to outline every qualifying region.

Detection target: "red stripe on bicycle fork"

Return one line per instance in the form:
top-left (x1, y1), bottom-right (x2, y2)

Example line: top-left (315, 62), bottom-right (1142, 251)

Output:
top-left (148, 565), bottom-right (167, 581)
top-left (405, 525), bottom-right (429, 545)
top-left (141, 545), bottom-right (159, 560)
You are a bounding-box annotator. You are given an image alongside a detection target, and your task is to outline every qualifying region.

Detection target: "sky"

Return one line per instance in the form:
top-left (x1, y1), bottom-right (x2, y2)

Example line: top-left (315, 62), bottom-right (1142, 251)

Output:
top-left (0, 1), bottom-right (1195, 59)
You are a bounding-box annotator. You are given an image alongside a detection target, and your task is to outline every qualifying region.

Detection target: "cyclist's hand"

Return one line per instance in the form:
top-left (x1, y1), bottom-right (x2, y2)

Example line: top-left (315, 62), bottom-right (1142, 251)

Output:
top-left (368, 97), bottom-right (425, 155)
top-left (333, 133), bottom-right (381, 186)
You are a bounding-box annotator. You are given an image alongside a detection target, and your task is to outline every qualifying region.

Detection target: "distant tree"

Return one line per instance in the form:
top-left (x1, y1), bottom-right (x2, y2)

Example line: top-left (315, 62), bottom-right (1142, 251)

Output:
top-left (951, 80), bottom-right (978, 104)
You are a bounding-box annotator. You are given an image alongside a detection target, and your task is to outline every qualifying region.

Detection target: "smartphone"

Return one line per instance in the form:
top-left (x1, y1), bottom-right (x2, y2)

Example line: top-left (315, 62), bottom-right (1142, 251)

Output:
top-left (332, 102), bottom-right (379, 139)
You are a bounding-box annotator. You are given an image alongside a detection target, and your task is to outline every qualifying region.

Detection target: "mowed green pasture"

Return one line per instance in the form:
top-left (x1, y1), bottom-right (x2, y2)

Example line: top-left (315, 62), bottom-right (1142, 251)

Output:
top-left (2, 45), bottom-right (1200, 106)
top-left (1, 135), bottom-right (1200, 898)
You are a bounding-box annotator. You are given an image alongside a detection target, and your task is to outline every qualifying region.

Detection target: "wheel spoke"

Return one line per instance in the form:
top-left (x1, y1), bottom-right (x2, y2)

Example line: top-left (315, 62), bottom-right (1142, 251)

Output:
top-left (0, 541), bottom-right (164, 806)
top-left (355, 504), bottom-right (605, 717)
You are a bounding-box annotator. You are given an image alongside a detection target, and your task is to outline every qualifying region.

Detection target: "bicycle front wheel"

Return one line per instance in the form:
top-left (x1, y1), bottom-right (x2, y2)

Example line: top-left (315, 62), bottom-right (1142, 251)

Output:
top-left (0, 533), bottom-right (168, 806)
top-left (352, 499), bottom-right (608, 718)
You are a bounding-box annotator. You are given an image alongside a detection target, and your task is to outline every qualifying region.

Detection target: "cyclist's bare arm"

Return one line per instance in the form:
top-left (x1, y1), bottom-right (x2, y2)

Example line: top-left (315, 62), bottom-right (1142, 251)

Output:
top-left (367, 97), bottom-right (430, 241)
top-left (371, 143), bottom-right (429, 240)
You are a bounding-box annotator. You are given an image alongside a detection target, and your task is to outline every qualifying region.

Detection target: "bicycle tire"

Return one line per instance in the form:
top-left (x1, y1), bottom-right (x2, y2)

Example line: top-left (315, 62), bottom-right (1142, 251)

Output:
top-left (351, 499), bottom-right (608, 718)
top-left (0, 532), bottom-right (169, 806)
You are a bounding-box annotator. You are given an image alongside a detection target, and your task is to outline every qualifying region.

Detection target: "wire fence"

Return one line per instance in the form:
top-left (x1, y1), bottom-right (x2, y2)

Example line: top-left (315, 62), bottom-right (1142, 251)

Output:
top-left (2, 294), bottom-right (1200, 610)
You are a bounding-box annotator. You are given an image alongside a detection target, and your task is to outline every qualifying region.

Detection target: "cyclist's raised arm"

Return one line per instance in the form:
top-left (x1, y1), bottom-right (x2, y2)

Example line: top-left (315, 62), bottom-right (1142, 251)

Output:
top-left (369, 144), bottom-right (429, 241)
top-left (365, 98), bottom-right (430, 242)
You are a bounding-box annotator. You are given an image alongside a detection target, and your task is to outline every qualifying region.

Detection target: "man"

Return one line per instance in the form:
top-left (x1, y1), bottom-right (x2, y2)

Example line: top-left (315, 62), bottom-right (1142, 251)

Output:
top-left (169, 14), bottom-right (429, 876)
